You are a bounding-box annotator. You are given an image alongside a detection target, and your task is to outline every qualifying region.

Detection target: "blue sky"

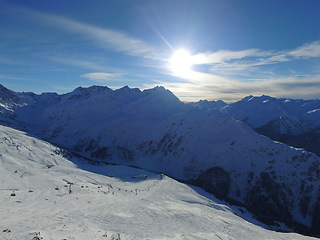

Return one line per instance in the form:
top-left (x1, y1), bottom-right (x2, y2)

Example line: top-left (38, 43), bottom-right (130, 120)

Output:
top-left (1, 0), bottom-right (320, 102)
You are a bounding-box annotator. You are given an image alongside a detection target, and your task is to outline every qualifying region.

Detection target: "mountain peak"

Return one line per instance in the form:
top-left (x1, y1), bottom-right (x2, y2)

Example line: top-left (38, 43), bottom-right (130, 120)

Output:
top-left (73, 85), bottom-right (112, 94)
top-left (115, 86), bottom-right (141, 94)
top-left (189, 99), bottom-right (227, 110)
top-left (142, 86), bottom-right (181, 107)
top-left (0, 84), bottom-right (24, 106)
top-left (62, 85), bottom-right (113, 101)
top-left (143, 86), bottom-right (175, 97)
top-left (241, 95), bottom-right (276, 103)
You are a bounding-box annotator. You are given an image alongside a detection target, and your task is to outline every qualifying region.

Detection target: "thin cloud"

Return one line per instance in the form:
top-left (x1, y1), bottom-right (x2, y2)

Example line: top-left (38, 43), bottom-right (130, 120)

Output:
top-left (48, 56), bottom-right (111, 72)
top-left (272, 76), bottom-right (320, 90)
top-left (0, 74), bottom-right (35, 81)
top-left (288, 40), bottom-right (320, 58)
top-left (81, 72), bottom-right (123, 82)
top-left (22, 8), bottom-right (163, 60)
top-left (11, 6), bottom-right (320, 102)
top-left (191, 49), bottom-right (267, 65)
top-left (151, 68), bottom-right (320, 102)
top-left (155, 39), bottom-right (320, 101)
top-left (188, 40), bottom-right (320, 73)
top-left (0, 57), bottom-right (21, 65)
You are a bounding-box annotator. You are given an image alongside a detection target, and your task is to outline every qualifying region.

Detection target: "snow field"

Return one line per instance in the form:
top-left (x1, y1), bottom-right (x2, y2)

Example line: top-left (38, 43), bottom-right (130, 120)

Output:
top-left (0, 125), bottom-right (317, 240)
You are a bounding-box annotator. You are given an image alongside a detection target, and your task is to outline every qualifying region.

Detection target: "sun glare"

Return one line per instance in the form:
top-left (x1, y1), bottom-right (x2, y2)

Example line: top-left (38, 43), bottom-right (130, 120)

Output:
top-left (169, 49), bottom-right (193, 76)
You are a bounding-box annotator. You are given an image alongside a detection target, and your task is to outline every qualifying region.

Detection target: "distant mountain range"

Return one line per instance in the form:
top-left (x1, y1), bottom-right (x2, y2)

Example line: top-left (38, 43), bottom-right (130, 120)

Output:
top-left (190, 95), bottom-right (320, 158)
top-left (206, 95), bottom-right (320, 157)
top-left (1, 83), bottom-right (320, 236)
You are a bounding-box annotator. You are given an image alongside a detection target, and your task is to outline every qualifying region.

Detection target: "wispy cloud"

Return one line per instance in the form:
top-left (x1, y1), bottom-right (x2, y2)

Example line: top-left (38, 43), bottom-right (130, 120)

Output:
top-left (151, 39), bottom-right (320, 101)
top-left (47, 56), bottom-right (111, 72)
top-left (150, 74), bottom-right (320, 102)
top-left (0, 56), bottom-right (33, 66)
top-left (81, 72), bottom-right (123, 82)
top-left (0, 57), bottom-right (21, 65)
top-left (11, 6), bottom-right (320, 101)
top-left (24, 8), bottom-right (163, 60)
top-left (155, 40), bottom-right (320, 101)
top-left (191, 49), bottom-right (268, 65)
top-left (188, 40), bottom-right (320, 74)
top-left (288, 40), bottom-right (320, 58)
top-left (0, 74), bottom-right (35, 81)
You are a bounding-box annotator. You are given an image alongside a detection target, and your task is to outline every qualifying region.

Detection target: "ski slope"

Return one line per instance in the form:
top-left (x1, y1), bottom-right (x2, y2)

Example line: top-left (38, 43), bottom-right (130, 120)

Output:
top-left (0, 125), bottom-right (317, 240)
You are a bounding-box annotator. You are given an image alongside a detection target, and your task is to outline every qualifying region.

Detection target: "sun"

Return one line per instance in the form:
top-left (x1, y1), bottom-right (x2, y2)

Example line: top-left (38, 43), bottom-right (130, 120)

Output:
top-left (169, 49), bottom-right (193, 76)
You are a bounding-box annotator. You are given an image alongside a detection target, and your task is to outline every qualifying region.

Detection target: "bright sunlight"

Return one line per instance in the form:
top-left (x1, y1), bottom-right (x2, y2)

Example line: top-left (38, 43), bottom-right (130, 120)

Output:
top-left (169, 49), bottom-right (194, 76)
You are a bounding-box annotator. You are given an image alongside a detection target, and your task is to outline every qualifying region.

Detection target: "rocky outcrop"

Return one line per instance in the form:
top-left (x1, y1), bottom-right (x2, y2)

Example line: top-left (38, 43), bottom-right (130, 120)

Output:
top-left (195, 167), bottom-right (231, 199)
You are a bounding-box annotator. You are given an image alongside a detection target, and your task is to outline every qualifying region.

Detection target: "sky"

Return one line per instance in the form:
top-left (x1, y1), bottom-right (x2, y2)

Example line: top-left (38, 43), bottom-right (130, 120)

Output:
top-left (1, 0), bottom-right (320, 102)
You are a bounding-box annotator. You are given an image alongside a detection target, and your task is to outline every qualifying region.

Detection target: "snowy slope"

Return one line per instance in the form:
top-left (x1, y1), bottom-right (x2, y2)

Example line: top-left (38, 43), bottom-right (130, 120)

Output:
top-left (1, 84), bottom-right (320, 236)
top-left (1, 124), bottom-right (318, 240)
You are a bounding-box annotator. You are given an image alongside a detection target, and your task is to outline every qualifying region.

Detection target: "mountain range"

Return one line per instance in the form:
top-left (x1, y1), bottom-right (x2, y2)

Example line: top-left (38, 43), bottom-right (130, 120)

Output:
top-left (1, 83), bottom-right (320, 237)
top-left (220, 95), bottom-right (320, 158)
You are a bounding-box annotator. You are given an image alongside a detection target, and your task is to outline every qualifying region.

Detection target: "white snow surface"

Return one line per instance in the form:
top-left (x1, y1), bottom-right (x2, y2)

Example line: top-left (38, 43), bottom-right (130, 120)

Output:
top-left (0, 125), bottom-right (317, 240)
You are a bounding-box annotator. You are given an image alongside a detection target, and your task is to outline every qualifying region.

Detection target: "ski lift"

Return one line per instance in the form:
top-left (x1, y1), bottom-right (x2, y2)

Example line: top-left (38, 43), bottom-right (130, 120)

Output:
top-left (63, 179), bottom-right (74, 194)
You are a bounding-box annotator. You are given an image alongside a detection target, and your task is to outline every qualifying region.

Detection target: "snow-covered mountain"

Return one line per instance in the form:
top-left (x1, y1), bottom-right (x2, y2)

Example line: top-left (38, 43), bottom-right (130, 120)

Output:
top-left (222, 95), bottom-right (320, 156)
top-left (2, 124), bottom-right (318, 240)
top-left (1, 84), bottom-right (320, 236)
top-left (188, 99), bottom-right (227, 110)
